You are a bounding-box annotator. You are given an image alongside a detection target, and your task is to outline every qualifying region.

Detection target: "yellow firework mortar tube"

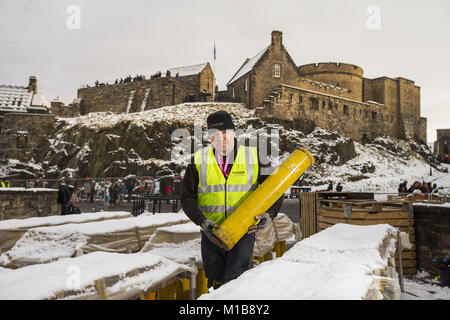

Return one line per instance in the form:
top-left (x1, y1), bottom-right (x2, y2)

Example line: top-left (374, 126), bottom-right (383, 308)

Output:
top-left (213, 146), bottom-right (315, 251)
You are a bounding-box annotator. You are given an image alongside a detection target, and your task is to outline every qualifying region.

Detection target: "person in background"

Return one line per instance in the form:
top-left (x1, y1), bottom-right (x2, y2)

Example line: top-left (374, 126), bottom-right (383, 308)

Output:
top-left (336, 183), bottom-right (343, 192)
top-left (327, 181), bottom-right (333, 191)
top-left (398, 181), bottom-right (408, 194)
top-left (117, 180), bottom-right (127, 204)
top-left (109, 182), bottom-right (118, 205)
top-left (1, 178), bottom-right (10, 188)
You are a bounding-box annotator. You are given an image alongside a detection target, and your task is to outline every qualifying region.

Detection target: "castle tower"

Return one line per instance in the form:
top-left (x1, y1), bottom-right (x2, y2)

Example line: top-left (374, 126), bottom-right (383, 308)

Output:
top-left (298, 63), bottom-right (364, 102)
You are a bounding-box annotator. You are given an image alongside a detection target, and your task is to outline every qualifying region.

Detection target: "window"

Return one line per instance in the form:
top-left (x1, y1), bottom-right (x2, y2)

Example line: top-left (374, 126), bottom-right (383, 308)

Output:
top-left (372, 111), bottom-right (377, 120)
top-left (322, 101), bottom-right (326, 108)
top-left (274, 64), bottom-right (281, 78)
top-left (328, 102), bottom-right (333, 110)
top-left (244, 77), bottom-right (248, 92)
top-left (343, 105), bottom-right (349, 115)
top-left (299, 95), bottom-right (303, 103)
top-left (310, 97), bottom-right (319, 111)
top-left (16, 132), bottom-right (28, 149)
top-left (232, 87), bottom-right (235, 99)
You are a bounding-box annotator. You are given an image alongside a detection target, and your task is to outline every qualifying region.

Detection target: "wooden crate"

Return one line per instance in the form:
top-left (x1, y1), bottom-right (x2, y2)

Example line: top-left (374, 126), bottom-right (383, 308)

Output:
top-left (318, 198), bottom-right (417, 275)
top-left (387, 194), bottom-right (447, 204)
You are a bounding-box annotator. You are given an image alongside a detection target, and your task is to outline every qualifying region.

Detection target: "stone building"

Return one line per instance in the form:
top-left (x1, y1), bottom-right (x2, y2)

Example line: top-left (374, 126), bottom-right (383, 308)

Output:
top-left (434, 129), bottom-right (450, 162)
top-left (49, 96), bottom-right (80, 118)
top-left (77, 62), bottom-right (214, 115)
top-left (227, 31), bottom-right (427, 143)
top-left (0, 76), bottom-right (51, 130)
top-left (0, 76), bottom-right (56, 167)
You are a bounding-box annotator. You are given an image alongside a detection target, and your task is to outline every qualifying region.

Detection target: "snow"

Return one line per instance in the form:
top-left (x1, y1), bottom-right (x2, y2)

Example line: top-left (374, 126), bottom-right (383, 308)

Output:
top-left (228, 46), bottom-right (268, 85)
top-left (61, 102), bottom-right (255, 130)
top-left (308, 144), bottom-right (450, 193)
top-left (200, 224), bottom-right (404, 300)
top-left (19, 212), bottom-right (190, 236)
top-left (0, 251), bottom-right (192, 300)
top-left (1, 212), bottom-right (191, 265)
top-left (401, 271), bottom-right (450, 300)
top-left (0, 211), bottom-right (132, 231)
top-left (165, 62), bottom-right (208, 77)
top-left (0, 187), bottom-right (57, 193)
top-left (0, 85), bottom-right (32, 110)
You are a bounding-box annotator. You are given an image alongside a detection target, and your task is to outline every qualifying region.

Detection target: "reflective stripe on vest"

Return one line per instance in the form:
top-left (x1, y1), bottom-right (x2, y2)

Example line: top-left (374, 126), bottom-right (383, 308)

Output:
top-left (195, 145), bottom-right (258, 226)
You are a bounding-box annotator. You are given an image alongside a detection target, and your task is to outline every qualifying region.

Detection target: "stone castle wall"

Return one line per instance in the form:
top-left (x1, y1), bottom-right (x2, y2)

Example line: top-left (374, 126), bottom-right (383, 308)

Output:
top-left (257, 84), bottom-right (397, 142)
top-left (77, 77), bottom-right (199, 115)
top-left (0, 188), bottom-right (59, 220)
top-left (0, 113), bottom-right (56, 163)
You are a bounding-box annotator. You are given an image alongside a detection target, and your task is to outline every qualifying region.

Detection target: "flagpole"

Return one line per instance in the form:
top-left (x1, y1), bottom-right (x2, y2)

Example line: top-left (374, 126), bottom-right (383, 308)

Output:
top-left (213, 42), bottom-right (216, 102)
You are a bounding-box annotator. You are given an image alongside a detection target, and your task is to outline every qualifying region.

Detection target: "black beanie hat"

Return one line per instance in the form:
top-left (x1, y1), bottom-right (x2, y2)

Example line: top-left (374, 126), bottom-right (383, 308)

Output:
top-left (207, 110), bottom-right (235, 131)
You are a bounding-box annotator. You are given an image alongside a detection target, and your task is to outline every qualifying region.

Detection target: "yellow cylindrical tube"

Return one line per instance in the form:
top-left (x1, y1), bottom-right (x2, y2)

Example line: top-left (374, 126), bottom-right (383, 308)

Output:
top-left (213, 147), bottom-right (314, 251)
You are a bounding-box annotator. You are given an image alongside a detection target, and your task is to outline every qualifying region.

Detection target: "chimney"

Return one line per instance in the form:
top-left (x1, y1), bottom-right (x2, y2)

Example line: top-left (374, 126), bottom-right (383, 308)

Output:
top-left (28, 76), bottom-right (37, 93)
top-left (271, 30), bottom-right (283, 47)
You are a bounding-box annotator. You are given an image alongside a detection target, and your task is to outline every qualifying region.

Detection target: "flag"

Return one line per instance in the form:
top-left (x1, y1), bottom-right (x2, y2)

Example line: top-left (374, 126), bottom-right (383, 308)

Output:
top-left (214, 43), bottom-right (216, 60)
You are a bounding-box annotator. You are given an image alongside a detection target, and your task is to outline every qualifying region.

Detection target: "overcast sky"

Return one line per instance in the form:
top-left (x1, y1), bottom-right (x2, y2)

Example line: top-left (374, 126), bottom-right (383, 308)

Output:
top-left (1, 0), bottom-right (449, 141)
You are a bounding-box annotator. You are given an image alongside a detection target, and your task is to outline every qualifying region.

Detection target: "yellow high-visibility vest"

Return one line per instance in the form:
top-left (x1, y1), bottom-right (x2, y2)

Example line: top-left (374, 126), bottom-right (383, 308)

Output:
top-left (194, 145), bottom-right (258, 226)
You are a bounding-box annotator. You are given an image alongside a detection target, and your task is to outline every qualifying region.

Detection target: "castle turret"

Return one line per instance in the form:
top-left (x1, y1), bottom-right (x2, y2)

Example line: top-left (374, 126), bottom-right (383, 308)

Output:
top-left (298, 63), bottom-right (364, 102)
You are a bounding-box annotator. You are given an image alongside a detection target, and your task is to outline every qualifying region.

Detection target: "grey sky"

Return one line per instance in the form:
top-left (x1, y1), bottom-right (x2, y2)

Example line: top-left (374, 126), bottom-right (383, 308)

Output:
top-left (1, 0), bottom-right (449, 142)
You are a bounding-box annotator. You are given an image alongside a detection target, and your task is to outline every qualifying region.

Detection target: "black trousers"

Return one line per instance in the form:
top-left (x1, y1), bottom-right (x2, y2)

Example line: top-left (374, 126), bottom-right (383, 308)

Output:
top-left (201, 231), bottom-right (255, 282)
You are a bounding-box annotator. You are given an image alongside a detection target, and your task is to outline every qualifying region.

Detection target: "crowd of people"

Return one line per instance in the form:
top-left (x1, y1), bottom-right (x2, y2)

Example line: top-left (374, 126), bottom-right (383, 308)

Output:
top-left (79, 179), bottom-right (135, 206)
top-left (327, 182), bottom-right (343, 192)
top-left (398, 180), bottom-right (438, 195)
top-left (86, 70), bottom-right (183, 88)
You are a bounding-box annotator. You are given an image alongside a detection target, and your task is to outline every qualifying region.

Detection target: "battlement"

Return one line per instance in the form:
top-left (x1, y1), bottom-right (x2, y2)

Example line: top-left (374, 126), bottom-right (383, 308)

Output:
top-left (298, 62), bottom-right (364, 78)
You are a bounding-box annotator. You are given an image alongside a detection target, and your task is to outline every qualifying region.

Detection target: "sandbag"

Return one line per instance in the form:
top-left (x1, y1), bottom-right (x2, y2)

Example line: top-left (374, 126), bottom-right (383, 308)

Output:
top-left (252, 213), bottom-right (296, 257)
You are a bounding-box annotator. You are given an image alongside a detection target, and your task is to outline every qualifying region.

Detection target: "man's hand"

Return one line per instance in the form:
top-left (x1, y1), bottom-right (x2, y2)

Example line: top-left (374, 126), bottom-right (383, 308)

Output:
top-left (201, 219), bottom-right (223, 248)
top-left (247, 213), bottom-right (272, 234)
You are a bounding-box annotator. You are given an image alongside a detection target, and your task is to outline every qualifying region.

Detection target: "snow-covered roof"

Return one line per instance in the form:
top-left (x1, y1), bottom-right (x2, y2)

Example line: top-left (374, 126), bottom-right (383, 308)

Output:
top-left (227, 46), bottom-right (269, 85)
top-left (31, 92), bottom-right (49, 107)
top-left (0, 85), bottom-right (32, 112)
top-left (165, 62), bottom-right (208, 77)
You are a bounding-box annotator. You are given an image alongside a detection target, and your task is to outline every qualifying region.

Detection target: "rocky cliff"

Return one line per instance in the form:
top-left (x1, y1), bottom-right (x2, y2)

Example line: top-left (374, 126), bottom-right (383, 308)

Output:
top-left (1, 102), bottom-right (446, 191)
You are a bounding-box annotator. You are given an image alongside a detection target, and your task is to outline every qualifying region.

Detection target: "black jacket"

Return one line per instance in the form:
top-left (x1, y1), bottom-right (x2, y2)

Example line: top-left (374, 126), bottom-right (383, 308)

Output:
top-left (180, 141), bottom-right (284, 226)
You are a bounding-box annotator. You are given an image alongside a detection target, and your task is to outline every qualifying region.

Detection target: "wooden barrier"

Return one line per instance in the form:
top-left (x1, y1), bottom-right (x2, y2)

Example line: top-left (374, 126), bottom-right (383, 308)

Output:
top-left (300, 192), bottom-right (318, 239)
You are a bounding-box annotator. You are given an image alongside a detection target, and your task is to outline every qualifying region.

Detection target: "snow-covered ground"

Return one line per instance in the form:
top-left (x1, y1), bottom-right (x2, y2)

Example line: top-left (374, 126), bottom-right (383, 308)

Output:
top-left (308, 147), bottom-right (450, 194)
top-left (401, 271), bottom-right (450, 300)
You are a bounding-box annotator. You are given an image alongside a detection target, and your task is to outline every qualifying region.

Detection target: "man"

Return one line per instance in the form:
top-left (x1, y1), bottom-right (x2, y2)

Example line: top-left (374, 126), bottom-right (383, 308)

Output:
top-left (398, 181), bottom-right (408, 194)
top-left (181, 110), bottom-right (284, 290)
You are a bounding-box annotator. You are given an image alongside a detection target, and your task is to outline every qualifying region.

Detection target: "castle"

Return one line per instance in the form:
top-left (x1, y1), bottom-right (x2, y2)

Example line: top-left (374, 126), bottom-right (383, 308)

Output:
top-left (0, 30), bottom-right (429, 170)
top-left (226, 31), bottom-right (427, 143)
top-left (73, 31), bottom-right (426, 144)
top-left (76, 62), bottom-right (214, 115)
